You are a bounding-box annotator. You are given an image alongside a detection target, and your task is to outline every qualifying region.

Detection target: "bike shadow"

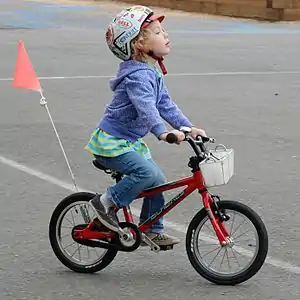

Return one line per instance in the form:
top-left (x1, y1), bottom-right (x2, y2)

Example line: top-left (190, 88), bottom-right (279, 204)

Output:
top-left (54, 267), bottom-right (254, 290)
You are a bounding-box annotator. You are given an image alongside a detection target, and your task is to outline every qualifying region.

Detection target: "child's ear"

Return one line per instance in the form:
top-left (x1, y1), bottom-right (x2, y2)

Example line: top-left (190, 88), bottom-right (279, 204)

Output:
top-left (135, 37), bottom-right (147, 52)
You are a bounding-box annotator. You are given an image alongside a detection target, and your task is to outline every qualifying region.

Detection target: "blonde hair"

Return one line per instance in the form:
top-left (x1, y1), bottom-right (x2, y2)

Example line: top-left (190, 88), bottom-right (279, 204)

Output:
top-left (130, 29), bottom-right (151, 62)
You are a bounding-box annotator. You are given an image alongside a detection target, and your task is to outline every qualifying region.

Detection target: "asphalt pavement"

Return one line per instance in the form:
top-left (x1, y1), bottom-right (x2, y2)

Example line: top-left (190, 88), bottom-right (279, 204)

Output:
top-left (0, 0), bottom-right (300, 299)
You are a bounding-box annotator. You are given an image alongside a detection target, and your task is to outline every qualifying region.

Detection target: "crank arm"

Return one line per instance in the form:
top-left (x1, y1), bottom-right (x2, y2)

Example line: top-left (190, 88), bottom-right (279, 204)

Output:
top-left (141, 233), bottom-right (160, 253)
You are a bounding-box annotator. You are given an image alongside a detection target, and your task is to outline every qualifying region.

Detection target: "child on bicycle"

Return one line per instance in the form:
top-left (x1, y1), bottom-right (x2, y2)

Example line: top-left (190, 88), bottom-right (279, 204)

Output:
top-left (85, 5), bottom-right (206, 247)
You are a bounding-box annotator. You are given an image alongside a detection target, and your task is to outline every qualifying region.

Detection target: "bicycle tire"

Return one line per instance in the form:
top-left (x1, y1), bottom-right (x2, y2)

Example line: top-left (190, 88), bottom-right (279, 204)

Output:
top-left (49, 192), bottom-right (118, 273)
top-left (186, 200), bottom-right (268, 285)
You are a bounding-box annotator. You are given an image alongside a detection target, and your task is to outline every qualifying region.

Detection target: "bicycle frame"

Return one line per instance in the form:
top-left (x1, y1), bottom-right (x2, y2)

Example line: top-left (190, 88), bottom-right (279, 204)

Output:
top-left (80, 168), bottom-right (230, 245)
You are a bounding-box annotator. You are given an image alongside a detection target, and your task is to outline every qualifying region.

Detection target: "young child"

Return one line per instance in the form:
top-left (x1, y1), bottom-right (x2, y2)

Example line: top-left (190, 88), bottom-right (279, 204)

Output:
top-left (86, 5), bottom-right (206, 246)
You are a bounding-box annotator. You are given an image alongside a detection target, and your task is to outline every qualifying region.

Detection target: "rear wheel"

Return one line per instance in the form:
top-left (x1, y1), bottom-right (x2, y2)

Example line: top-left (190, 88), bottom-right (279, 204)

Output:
top-left (49, 192), bottom-right (118, 273)
top-left (186, 200), bottom-right (268, 285)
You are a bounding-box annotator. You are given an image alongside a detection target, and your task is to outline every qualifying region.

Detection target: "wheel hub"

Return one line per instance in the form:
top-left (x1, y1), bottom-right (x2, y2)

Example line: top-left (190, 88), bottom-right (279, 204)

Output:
top-left (221, 237), bottom-right (235, 248)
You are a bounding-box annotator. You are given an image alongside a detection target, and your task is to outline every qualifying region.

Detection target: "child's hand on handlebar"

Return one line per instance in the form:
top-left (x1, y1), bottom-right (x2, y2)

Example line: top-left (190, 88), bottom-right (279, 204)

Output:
top-left (159, 130), bottom-right (185, 144)
top-left (190, 127), bottom-right (207, 139)
top-left (160, 127), bottom-right (207, 144)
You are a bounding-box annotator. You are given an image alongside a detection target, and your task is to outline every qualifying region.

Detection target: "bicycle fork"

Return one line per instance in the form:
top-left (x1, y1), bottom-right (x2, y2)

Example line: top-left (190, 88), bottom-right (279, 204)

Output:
top-left (202, 191), bottom-right (231, 246)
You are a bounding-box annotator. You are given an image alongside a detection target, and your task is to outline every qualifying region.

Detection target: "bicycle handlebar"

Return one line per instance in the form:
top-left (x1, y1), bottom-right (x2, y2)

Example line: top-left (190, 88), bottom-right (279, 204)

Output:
top-left (166, 133), bottom-right (215, 157)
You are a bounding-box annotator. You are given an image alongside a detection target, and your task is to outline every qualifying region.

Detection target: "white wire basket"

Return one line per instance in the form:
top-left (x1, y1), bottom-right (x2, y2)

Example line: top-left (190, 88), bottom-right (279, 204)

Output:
top-left (200, 144), bottom-right (234, 188)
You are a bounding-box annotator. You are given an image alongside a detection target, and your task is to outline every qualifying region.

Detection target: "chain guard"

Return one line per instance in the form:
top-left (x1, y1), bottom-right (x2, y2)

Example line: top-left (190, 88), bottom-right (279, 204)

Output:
top-left (71, 222), bottom-right (141, 252)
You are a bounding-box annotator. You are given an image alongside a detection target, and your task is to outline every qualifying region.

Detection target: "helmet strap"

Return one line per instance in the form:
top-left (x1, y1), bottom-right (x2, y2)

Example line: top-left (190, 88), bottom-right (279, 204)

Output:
top-left (147, 50), bottom-right (167, 75)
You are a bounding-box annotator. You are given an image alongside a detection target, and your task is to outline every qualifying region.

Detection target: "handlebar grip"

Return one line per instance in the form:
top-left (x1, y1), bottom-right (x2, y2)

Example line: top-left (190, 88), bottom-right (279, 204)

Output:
top-left (166, 133), bottom-right (178, 144)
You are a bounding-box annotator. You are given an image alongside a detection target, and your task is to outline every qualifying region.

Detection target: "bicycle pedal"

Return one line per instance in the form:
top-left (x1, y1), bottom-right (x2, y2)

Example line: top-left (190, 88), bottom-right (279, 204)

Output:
top-left (159, 245), bottom-right (174, 251)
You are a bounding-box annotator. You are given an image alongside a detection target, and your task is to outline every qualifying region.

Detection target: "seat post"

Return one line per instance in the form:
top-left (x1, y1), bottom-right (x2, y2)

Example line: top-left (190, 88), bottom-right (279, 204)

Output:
top-left (115, 173), bottom-right (123, 183)
top-left (114, 173), bottom-right (132, 221)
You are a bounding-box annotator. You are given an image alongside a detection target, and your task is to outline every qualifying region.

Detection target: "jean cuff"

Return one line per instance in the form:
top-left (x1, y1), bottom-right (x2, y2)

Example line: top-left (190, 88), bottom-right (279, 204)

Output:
top-left (148, 228), bottom-right (164, 234)
top-left (106, 188), bottom-right (120, 209)
top-left (139, 221), bottom-right (164, 233)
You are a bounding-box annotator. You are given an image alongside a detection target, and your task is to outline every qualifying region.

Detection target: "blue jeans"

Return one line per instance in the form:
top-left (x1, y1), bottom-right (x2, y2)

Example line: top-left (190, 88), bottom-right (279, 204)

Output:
top-left (94, 151), bottom-right (166, 233)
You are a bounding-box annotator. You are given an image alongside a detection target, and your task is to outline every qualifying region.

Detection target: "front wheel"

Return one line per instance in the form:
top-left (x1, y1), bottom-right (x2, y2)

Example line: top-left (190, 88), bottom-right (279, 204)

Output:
top-left (186, 200), bottom-right (268, 285)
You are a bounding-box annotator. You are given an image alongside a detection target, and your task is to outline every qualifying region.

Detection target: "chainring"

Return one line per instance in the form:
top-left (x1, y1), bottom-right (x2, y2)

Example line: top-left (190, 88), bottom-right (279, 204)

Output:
top-left (116, 222), bottom-right (141, 252)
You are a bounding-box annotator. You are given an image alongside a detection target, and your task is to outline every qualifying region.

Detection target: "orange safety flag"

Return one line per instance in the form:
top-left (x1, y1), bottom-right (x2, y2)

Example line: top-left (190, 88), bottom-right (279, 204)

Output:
top-left (12, 40), bottom-right (42, 92)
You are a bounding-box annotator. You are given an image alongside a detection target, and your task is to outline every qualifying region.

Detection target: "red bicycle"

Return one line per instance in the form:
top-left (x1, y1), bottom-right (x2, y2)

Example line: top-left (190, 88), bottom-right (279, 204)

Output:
top-left (49, 131), bottom-right (268, 285)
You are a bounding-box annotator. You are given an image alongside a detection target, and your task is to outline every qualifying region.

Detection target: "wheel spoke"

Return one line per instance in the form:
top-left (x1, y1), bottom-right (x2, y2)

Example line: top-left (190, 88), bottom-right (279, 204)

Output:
top-left (60, 232), bottom-right (71, 239)
top-left (65, 217), bottom-right (74, 227)
top-left (208, 247), bottom-right (223, 267)
top-left (204, 223), bottom-right (216, 236)
top-left (219, 248), bottom-right (226, 271)
top-left (86, 246), bottom-right (91, 259)
top-left (230, 247), bottom-right (241, 268)
top-left (198, 243), bottom-right (219, 247)
top-left (201, 246), bottom-right (221, 258)
top-left (78, 244), bottom-right (82, 261)
top-left (70, 210), bottom-right (76, 225)
top-left (61, 225), bottom-right (73, 229)
top-left (231, 218), bottom-right (246, 237)
top-left (225, 248), bottom-right (231, 270)
top-left (229, 212), bottom-right (236, 235)
top-left (63, 241), bottom-right (76, 249)
top-left (70, 246), bottom-right (79, 258)
top-left (233, 228), bottom-right (252, 240)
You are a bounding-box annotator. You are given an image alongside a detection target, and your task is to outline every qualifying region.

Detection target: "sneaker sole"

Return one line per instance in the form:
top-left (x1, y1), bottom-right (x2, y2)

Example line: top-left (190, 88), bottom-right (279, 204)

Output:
top-left (89, 200), bottom-right (119, 232)
top-left (152, 241), bottom-right (180, 246)
top-left (140, 240), bottom-right (179, 247)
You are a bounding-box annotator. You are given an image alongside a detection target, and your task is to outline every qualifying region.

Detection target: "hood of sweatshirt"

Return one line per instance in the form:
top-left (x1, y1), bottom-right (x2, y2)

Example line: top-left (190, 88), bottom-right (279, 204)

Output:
top-left (109, 60), bottom-right (157, 91)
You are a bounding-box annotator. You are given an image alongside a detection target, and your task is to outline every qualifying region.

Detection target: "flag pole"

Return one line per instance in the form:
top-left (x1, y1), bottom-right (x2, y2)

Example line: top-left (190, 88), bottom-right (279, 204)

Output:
top-left (39, 91), bottom-right (78, 192)
top-left (13, 40), bottom-right (79, 193)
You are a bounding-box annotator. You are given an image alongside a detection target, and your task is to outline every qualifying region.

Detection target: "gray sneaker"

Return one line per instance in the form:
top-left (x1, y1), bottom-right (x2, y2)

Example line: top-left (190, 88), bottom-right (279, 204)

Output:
top-left (89, 194), bottom-right (119, 232)
top-left (143, 232), bottom-right (180, 246)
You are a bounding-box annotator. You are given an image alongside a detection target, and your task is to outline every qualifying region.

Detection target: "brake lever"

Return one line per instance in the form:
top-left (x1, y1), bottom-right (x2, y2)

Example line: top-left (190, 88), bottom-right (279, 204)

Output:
top-left (195, 136), bottom-right (215, 144)
top-left (195, 135), bottom-right (216, 145)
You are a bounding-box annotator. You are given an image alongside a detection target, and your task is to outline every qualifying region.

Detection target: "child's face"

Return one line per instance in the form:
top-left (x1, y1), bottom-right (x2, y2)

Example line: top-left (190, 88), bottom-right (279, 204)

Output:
top-left (142, 20), bottom-right (170, 57)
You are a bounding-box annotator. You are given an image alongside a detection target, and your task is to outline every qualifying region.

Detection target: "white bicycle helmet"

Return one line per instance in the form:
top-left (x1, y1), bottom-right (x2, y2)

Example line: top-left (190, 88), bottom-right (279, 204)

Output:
top-left (105, 5), bottom-right (167, 74)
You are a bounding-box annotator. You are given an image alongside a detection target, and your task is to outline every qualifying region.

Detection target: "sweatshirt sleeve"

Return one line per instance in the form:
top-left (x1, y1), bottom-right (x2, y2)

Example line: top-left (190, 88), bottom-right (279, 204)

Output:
top-left (125, 69), bottom-right (168, 138)
top-left (158, 81), bottom-right (193, 129)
